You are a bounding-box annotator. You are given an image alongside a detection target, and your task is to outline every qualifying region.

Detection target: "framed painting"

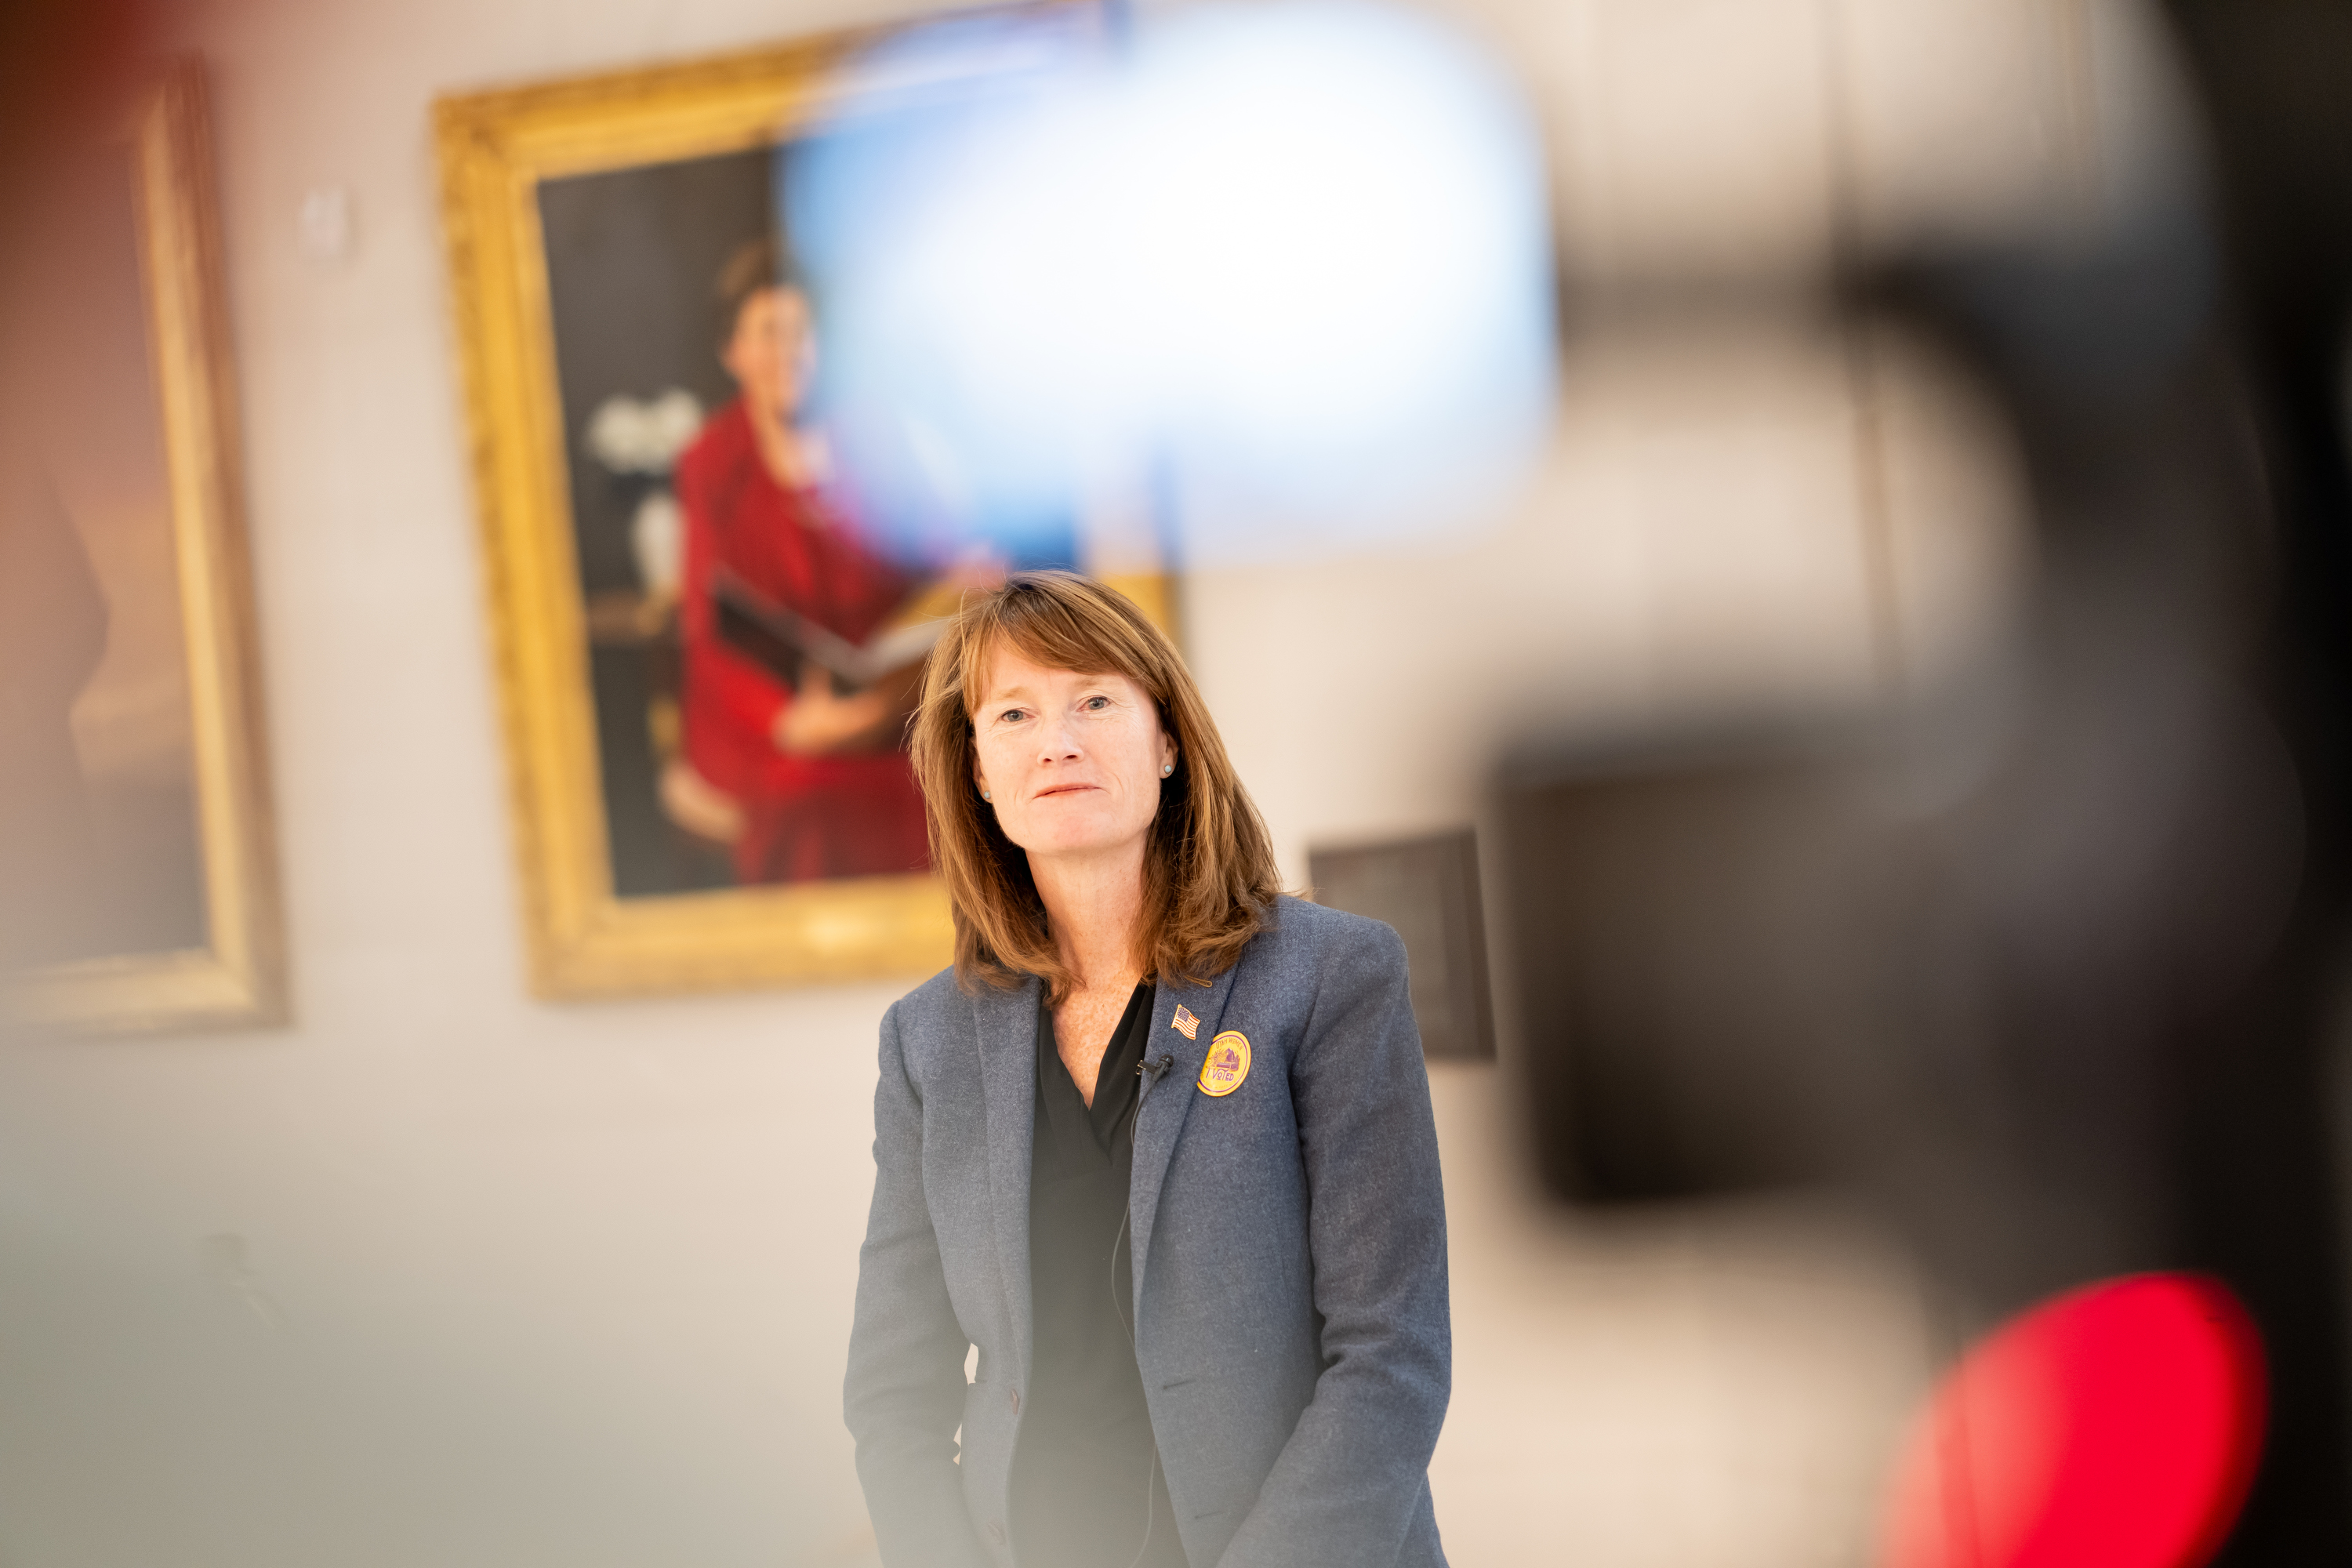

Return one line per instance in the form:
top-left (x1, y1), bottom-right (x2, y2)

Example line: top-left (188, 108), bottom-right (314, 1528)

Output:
top-left (434, 12), bottom-right (1175, 1000)
top-left (0, 60), bottom-right (288, 1034)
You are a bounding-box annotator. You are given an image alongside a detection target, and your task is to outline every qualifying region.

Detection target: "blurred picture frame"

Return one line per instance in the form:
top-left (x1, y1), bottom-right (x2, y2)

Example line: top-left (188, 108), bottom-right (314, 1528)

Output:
top-left (435, 16), bottom-right (1174, 1000)
top-left (4, 60), bottom-right (289, 1035)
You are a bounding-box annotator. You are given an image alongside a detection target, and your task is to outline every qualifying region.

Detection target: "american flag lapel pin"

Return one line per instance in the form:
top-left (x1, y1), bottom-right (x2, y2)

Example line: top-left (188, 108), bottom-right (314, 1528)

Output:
top-left (1171, 1004), bottom-right (1200, 1040)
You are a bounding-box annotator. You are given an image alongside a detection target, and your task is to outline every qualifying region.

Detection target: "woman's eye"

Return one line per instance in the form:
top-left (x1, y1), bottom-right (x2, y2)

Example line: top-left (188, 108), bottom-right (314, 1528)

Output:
top-left (1083, 695), bottom-right (1110, 711)
top-left (998, 708), bottom-right (1027, 724)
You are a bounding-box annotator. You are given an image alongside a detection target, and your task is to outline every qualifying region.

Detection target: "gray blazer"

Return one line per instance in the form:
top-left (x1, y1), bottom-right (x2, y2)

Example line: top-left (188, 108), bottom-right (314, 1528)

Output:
top-left (844, 895), bottom-right (1450, 1568)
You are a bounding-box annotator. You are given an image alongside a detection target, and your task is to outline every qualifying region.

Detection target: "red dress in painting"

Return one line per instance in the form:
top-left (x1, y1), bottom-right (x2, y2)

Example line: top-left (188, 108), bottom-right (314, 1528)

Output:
top-left (673, 397), bottom-right (931, 884)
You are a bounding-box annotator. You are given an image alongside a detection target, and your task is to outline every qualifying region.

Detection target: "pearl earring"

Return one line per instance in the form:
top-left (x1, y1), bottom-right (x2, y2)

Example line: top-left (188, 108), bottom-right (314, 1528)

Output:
top-left (1160, 763), bottom-right (1174, 777)
top-left (980, 788), bottom-right (993, 802)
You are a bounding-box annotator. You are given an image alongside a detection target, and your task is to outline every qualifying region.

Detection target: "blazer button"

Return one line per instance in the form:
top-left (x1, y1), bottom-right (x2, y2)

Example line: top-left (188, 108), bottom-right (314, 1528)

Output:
top-left (1009, 1389), bottom-right (1021, 1414)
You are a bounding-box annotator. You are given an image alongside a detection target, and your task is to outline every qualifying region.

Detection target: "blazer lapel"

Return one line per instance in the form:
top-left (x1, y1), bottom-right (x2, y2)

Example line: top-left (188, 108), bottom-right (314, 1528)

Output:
top-left (1129, 964), bottom-right (1242, 1322)
top-left (971, 976), bottom-right (1041, 1388)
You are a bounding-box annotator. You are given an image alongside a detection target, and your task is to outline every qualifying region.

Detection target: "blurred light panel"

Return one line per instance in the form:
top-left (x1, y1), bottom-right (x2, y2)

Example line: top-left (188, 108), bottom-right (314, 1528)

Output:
top-left (1881, 1274), bottom-right (2266, 1568)
top-left (789, 1), bottom-right (1555, 562)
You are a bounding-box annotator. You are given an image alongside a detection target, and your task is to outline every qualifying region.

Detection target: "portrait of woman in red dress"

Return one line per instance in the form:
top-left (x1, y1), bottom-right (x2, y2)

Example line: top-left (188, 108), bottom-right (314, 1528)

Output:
top-left (666, 240), bottom-right (946, 886)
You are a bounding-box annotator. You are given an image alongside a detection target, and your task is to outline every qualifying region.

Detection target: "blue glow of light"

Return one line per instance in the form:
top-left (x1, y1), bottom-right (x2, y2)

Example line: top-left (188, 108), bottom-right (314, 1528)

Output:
top-left (790, 1), bottom-right (1555, 562)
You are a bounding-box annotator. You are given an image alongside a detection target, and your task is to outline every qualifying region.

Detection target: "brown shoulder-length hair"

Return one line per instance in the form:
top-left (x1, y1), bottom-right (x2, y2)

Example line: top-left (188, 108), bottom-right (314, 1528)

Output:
top-left (909, 572), bottom-right (1283, 999)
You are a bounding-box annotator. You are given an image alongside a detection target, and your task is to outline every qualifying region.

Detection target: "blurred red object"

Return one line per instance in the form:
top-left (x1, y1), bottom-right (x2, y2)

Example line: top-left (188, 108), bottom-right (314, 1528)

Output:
top-left (1881, 1274), bottom-right (2267, 1568)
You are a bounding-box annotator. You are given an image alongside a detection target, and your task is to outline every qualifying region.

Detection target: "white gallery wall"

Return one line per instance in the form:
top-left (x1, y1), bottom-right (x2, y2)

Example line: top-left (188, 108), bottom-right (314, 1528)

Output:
top-left (0, 0), bottom-right (2122, 1562)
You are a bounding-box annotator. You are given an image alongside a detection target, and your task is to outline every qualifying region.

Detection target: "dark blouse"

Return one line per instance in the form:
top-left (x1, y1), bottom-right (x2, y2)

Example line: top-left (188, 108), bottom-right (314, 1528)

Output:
top-left (1009, 982), bottom-right (1189, 1568)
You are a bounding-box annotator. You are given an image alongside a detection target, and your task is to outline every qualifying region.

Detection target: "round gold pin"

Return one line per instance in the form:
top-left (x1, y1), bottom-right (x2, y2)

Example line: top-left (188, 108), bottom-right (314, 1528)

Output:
top-left (1198, 1030), bottom-right (1251, 1097)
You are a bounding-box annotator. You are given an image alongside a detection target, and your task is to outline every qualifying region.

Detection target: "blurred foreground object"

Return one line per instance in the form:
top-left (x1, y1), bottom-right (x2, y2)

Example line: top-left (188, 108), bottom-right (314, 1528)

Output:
top-left (1491, 0), bottom-right (2352, 1559)
top-left (0, 0), bottom-right (155, 218)
top-left (789, 0), bottom-right (1555, 560)
top-left (1880, 1274), bottom-right (2265, 1568)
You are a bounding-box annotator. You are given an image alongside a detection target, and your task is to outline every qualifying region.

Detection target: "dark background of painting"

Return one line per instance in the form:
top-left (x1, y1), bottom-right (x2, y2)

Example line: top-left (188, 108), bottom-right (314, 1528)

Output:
top-left (539, 147), bottom-right (778, 899)
top-left (540, 147), bottom-right (773, 600)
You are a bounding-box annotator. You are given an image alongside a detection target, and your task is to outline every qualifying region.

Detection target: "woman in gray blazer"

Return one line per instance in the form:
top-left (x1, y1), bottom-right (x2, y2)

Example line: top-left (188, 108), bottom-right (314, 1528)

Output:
top-left (844, 572), bottom-right (1449, 1568)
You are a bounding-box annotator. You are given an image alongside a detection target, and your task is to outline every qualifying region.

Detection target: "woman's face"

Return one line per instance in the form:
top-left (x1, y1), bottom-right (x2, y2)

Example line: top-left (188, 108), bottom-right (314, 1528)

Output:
top-left (720, 285), bottom-right (818, 423)
top-left (971, 644), bottom-right (1176, 871)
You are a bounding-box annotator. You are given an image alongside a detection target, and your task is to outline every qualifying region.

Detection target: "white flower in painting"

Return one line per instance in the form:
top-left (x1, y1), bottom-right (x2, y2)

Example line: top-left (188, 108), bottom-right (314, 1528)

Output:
top-left (585, 388), bottom-right (706, 475)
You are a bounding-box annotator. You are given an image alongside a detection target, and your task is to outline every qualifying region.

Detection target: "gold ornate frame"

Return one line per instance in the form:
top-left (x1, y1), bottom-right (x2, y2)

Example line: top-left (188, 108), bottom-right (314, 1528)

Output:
top-left (13, 60), bottom-right (289, 1034)
top-left (436, 20), bottom-right (1173, 1000)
